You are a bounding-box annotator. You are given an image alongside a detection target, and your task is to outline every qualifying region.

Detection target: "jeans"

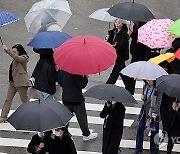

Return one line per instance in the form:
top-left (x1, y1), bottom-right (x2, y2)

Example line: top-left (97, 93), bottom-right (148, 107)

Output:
top-left (135, 113), bottom-right (159, 153)
top-left (41, 92), bottom-right (54, 100)
top-left (117, 148), bottom-right (121, 154)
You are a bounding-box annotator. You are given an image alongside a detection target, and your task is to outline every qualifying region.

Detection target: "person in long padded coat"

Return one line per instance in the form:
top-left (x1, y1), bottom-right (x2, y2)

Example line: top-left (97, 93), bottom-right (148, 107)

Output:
top-left (105, 18), bottom-right (129, 88)
top-left (32, 50), bottom-right (56, 100)
top-left (27, 130), bottom-right (53, 154)
top-left (49, 126), bottom-right (77, 154)
top-left (100, 101), bottom-right (126, 154)
top-left (0, 44), bottom-right (31, 123)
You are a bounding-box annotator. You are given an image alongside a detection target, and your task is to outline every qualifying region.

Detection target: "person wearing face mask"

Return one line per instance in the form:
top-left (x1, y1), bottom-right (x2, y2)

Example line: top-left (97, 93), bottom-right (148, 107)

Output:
top-left (105, 18), bottom-right (130, 91)
top-left (49, 126), bottom-right (77, 154)
top-left (0, 44), bottom-right (31, 123)
top-left (100, 101), bottom-right (126, 154)
top-left (27, 130), bottom-right (53, 154)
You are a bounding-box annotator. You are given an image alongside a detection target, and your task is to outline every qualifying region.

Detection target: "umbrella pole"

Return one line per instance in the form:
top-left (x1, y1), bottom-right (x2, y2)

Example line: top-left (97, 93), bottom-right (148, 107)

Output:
top-left (0, 36), bottom-right (4, 45)
top-left (108, 22), bottom-right (110, 30)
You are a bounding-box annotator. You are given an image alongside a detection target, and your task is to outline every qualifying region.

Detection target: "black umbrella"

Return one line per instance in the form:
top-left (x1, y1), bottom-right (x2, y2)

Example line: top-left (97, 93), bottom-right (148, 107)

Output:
top-left (83, 84), bottom-right (137, 104)
top-left (156, 74), bottom-right (180, 99)
top-left (108, 2), bottom-right (155, 22)
top-left (7, 100), bottom-right (74, 132)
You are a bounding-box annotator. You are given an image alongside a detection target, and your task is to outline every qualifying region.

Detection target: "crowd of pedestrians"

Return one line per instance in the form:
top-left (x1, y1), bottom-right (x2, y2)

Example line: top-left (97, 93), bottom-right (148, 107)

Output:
top-left (0, 16), bottom-right (180, 154)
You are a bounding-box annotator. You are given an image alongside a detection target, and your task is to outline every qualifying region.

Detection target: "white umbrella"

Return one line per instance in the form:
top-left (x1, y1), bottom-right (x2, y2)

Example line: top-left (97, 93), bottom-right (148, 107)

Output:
top-left (24, 0), bottom-right (72, 34)
top-left (121, 61), bottom-right (168, 80)
top-left (89, 8), bottom-right (130, 24)
top-left (89, 8), bottom-right (116, 22)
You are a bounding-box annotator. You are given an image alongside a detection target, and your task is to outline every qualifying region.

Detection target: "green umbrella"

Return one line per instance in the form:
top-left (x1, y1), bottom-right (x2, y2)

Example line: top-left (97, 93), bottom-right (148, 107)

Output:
top-left (167, 19), bottom-right (180, 36)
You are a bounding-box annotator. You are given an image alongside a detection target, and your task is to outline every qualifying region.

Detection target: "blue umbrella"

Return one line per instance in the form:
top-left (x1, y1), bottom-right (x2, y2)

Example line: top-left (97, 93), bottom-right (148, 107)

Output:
top-left (0, 11), bottom-right (20, 44)
top-left (0, 11), bottom-right (20, 27)
top-left (27, 31), bottom-right (72, 49)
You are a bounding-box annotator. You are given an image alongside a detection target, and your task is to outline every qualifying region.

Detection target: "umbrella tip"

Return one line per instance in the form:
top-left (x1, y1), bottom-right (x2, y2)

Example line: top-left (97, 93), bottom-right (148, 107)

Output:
top-left (84, 38), bottom-right (85, 44)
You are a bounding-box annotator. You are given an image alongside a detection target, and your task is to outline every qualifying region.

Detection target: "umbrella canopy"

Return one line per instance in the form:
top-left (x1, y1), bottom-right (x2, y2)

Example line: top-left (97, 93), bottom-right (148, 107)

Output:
top-left (27, 31), bottom-right (71, 49)
top-left (107, 2), bottom-right (155, 22)
top-left (175, 48), bottom-right (180, 60)
top-left (24, 0), bottom-right (72, 34)
top-left (54, 35), bottom-right (117, 75)
top-left (148, 53), bottom-right (175, 64)
top-left (167, 19), bottom-right (180, 36)
top-left (7, 100), bottom-right (74, 132)
top-left (0, 11), bottom-right (20, 27)
top-left (121, 61), bottom-right (168, 80)
top-left (138, 19), bottom-right (174, 49)
top-left (0, 11), bottom-right (20, 45)
top-left (83, 84), bottom-right (137, 104)
top-left (156, 74), bottom-right (180, 99)
top-left (89, 8), bottom-right (117, 22)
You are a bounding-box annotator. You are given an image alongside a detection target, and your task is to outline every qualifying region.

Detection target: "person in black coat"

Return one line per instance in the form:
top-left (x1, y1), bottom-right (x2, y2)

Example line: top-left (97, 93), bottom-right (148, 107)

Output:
top-left (32, 50), bottom-right (56, 100)
top-left (165, 38), bottom-right (180, 75)
top-left (160, 95), bottom-right (180, 154)
top-left (126, 21), bottom-right (149, 95)
top-left (105, 18), bottom-right (130, 89)
top-left (58, 70), bottom-right (98, 141)
top-left (100, 101), bottom-right (126, 154)
top-left (49, 126), bottom-right (77, 154)
top-left (27, 130), bottom-right (53, 154)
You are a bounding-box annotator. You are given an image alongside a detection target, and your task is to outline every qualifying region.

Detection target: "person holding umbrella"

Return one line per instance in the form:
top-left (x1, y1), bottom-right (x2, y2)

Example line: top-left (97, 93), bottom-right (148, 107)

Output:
top-left (27, 130), bottom-right (53, 154)
top-left (31, 49), bottom-right (57, 100)
top-left (105, 18), bottom-right (130, 89)
top-left (0, 44), bottom-right (30, 123)
top-left (134, 80), bottom-right (161, 154)
top-left (100, 101), bottom-right (125, 154)
top-left (158, 62), bottom-right (180, 154)
top-left (165, 38), bottom-right (180, 75)
top-left (58, 70), bottom-right (98, 141)
top-left (49, 126), bottom-right (77, 154)
top-left (127, 21), bottom-right (149, 95)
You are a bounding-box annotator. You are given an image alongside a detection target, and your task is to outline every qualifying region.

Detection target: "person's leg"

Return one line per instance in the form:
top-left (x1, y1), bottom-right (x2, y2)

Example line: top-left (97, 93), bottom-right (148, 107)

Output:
top-left (0, 83), bottom-right (17, 120)
top-left (106, 60), bottom-right (125, 84)
top-left (125, 77), bottom-right (136, 95)
top-left (150, 122), bottom-right (159, 153)
top-left (167, 136), bottom-right (174, 154)
top-left (17, 86), bottom-right (29, 102)
top-left (41, 91), bottom-right (54, 100)
top-left (73, 103), bottom-right (90, 136)
top-left (135, 114), bottom-right (146, 152)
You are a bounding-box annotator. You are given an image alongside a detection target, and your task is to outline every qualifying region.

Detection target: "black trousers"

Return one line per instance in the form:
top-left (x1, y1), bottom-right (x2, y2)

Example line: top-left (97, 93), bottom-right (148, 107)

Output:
top-left (106, 59), bottom-right (132, 94)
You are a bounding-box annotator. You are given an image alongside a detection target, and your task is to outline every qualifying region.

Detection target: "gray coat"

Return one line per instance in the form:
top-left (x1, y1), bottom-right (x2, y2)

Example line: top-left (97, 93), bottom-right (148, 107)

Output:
top-left (138, 84), bottom-right (162, 121)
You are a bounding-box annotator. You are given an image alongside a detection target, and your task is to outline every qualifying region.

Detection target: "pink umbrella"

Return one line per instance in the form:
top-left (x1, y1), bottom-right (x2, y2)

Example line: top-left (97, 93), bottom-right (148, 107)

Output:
top-left (54, 35), bottom-right (117, 75)
top-left (175, 48), bottom-right (180, 60)
top-left (138, 19), bottom-right (174, 49)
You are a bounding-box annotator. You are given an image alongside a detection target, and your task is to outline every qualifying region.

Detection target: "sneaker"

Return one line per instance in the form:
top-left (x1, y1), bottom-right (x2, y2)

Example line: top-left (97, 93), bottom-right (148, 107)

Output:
top-left (83, 132), bottom-right (98, 141)
top-left (0, 117), bottom-right (7, 123)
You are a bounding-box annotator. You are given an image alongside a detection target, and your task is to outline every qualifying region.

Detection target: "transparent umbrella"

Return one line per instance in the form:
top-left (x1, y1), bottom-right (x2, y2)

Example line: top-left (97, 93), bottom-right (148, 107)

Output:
top-left (24, 0), bottom-right (72, 34)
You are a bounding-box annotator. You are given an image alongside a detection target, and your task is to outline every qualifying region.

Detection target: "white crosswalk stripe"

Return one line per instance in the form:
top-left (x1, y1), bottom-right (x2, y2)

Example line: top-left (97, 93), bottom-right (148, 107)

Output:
top-left (0, 79), bottom-right (180, 153)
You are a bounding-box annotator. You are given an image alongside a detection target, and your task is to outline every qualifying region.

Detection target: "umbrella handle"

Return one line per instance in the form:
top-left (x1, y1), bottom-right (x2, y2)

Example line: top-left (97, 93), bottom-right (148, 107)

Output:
top-left (0, 36), bottom-right (4, 45)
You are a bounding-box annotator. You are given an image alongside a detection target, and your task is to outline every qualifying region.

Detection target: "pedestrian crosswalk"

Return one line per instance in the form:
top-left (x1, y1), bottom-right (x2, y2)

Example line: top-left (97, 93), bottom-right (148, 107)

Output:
top-left (0, 79), bottom-right (180, 153)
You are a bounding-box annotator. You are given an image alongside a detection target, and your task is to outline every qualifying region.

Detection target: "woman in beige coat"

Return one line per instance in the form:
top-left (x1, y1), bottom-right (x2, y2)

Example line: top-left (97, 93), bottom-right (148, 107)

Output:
top-left (0, 44), bottom-right (31, 122)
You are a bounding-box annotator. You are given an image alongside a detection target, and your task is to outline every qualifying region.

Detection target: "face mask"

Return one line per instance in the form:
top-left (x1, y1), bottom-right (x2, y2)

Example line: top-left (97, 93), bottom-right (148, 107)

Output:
top-left (54, 131), bottom-right (62, 137)
top-left (37, 132), bottom-right (44, 138)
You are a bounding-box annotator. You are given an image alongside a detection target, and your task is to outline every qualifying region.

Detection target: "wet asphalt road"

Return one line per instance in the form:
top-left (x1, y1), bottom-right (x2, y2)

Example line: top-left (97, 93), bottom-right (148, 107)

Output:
top-left (0, 0), bottom-right (180, 154)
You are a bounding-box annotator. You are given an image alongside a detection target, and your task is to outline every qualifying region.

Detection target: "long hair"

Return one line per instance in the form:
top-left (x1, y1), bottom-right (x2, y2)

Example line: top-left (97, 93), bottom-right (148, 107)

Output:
top-left (12, 44), bottom-right (28, 56)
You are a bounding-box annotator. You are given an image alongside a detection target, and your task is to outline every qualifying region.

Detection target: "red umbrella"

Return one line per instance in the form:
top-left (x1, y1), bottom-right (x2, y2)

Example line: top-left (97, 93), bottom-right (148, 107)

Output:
top-left (54, 35), bottom-right (117, 75)
top-left (175, 48), bottom-right (180, 60)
